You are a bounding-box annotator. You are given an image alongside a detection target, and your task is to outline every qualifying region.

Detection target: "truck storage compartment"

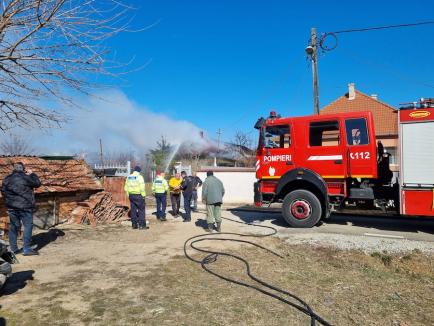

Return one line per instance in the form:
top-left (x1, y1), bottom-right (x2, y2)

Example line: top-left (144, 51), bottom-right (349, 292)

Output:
top-left (401, 121), bottom-right (434, 186)
top-left (402, 189), bottom-right (434, 216)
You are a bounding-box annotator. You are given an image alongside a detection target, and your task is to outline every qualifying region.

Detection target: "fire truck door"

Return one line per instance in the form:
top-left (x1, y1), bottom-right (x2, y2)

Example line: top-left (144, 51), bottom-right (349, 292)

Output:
top-left (304, 120), bottom-right (346, 178)
top-left (260, 124), bottom-right (293, 179)
top-left (344, 118), bottom-right (376, 178)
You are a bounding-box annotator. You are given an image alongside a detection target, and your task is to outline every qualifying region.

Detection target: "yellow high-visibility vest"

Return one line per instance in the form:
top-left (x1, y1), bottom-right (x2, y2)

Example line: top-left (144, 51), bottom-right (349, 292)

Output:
top-left (124, 171), bottom-right (146, 196)
top-left (152, 176), bottom-right (169, 194)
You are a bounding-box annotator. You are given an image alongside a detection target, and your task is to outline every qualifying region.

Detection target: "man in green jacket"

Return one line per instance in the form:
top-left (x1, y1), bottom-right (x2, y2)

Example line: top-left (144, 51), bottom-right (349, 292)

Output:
top-left (201, 171), bottom-right (225, 232)
top-left (124, 166), bottom-right (147, 229)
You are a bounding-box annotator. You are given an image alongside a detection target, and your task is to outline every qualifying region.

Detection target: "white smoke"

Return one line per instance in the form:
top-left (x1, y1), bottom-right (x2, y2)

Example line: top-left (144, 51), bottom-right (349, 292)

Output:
top-left (10, 89), bottom-right (211, 158)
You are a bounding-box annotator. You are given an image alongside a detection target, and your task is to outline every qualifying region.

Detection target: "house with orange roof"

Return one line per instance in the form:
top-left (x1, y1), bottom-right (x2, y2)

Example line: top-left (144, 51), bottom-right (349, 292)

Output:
top-left (320, 83), bottom-right (399, 171)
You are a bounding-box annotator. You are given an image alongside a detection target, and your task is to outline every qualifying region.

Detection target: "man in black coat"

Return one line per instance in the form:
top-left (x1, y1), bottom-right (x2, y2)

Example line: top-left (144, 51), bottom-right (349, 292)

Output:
top-left (1, 162), bottom-right (41, 255)
top-left (180, 171), bottom-right (195, 222)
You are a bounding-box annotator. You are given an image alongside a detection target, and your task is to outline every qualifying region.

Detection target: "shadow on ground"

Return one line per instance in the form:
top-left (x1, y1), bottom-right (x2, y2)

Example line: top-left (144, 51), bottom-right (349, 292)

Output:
top-left (227, 209), bottom-right (286, 227)
top-left (228, 207), bottom-right (434, 234)
top-left (0, 270), bottom-right (34, 296)
top-left (326, 213), bottom-right (434, 234)
top-left (194, 218), bottom-right (208, 230)
top-left (32, 228), bottom-right (65, 251)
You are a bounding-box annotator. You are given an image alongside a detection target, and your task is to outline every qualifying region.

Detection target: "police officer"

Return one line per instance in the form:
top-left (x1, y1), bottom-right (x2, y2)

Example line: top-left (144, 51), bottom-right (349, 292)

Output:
top-left (124, 166), bottom-right (147, 229)
top-left (152, 172), bottom-right (169, 221)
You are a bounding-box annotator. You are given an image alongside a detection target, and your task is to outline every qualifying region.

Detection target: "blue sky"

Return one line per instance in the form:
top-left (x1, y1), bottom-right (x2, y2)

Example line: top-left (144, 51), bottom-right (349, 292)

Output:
top-left (106, 0), bottom-right (434, 143)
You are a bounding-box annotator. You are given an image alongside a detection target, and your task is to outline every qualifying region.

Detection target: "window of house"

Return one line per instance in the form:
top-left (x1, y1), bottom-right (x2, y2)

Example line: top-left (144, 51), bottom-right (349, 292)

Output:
top-left (309, 121), bottom-right (340, 146)
top-left (264, 125), bottom-right (291, 148)
top-left (345, 118), bottom-right (369, 145)
top-left (384, 147), bottom-right (397, 165)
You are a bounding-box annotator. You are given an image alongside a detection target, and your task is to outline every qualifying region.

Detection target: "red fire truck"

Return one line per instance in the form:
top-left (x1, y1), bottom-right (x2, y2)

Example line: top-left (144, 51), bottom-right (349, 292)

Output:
top-left (254, 98), bottom-right (434, 227)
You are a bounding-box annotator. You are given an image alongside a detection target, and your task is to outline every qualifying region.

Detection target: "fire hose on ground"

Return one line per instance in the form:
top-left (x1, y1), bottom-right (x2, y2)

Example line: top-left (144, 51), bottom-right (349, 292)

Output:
top-left (183, 216), bottom-right (332, 326)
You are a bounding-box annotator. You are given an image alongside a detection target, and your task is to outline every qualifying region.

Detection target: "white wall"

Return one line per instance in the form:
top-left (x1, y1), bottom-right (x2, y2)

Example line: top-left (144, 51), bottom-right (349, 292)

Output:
top-left (197, 171), bottom-right (256, 204)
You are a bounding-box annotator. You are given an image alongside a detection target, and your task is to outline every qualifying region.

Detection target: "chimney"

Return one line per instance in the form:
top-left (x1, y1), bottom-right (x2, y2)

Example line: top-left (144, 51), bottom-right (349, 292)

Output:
top-left (348, 83), bottom-right (356, 100)
top-left (371, 94), bottom-right (378, 100)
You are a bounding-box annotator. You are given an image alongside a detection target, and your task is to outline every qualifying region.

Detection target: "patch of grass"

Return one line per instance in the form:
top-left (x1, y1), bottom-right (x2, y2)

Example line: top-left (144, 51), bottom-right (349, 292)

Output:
top-left (401, 254), bottom-right (412, 261)
top-left (47, 304), bottom-right (73, 320)
top-left (371, 251), bottom-right (393, 266)
top-left (2, 237), bottom-right (433, 325)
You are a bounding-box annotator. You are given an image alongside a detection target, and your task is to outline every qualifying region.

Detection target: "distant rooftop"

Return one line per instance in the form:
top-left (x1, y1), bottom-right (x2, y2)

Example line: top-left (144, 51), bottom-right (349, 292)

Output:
top-left (320, 84), bottom-right (398, 136)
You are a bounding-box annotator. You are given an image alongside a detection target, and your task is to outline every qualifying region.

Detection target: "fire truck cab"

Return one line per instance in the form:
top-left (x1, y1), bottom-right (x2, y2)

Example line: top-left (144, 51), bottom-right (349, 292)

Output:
top-left (254, 100), bottom-right (434, 227)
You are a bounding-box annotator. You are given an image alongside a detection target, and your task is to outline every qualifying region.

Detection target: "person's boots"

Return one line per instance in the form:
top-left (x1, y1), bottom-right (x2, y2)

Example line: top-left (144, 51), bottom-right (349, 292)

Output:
top-left (132, 223), bottom-right (138, 229)
top-left (206, 223), bottom-right (214, 233)
top-left (216, 222), bottom-right (221, 232)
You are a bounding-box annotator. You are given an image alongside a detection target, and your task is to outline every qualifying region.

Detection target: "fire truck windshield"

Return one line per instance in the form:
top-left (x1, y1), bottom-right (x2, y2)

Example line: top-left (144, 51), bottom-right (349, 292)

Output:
top-left (263, 125), bottom-right (290, 148)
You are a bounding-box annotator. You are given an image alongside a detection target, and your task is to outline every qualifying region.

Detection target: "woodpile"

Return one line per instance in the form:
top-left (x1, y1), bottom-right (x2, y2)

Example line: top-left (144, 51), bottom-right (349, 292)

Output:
top-left (69, 191), bottom-right (128, 226)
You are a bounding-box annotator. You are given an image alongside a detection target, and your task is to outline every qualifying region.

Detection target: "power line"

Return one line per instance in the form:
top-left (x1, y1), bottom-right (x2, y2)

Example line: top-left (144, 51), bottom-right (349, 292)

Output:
top-left (318, 20), bottom-right (434, 52)
top-left (331, 20), bottom-right (434, 34)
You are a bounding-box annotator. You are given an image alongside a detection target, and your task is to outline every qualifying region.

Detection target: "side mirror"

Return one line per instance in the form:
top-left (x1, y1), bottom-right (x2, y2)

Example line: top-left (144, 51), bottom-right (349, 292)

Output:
top-left (254, 117), bottom-right (266, 129)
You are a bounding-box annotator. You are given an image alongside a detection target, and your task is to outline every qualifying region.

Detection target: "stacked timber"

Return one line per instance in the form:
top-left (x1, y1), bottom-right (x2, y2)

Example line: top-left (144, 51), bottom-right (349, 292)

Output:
top-left (69, 191), bottom-right (128, 226)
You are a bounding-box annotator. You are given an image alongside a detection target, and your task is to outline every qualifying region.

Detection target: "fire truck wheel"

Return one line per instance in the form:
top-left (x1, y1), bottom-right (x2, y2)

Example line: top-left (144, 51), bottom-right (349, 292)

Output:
top-left (282, 189), bottom-right (322, 228)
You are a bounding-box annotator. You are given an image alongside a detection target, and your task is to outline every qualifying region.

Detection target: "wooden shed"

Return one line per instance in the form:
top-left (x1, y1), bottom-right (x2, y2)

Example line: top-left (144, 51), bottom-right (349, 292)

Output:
top-left (0, 156), bottom-right (103, 233)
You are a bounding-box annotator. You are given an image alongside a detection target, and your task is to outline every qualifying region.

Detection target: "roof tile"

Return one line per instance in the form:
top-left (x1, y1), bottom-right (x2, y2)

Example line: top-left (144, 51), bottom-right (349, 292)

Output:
top-left (0, 157), bottom-right (102, 196)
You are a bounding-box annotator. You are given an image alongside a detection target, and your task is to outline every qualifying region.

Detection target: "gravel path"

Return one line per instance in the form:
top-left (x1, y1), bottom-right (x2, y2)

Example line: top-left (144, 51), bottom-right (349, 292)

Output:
top-left (278, 232), bottom-right (434, 254)
top-left (222, 209), bottom-right (434, 254)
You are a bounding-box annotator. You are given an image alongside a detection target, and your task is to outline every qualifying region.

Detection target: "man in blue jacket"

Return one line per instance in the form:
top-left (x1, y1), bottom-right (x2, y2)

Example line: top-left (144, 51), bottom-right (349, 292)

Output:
top-left (1, 162), bottom-right (41, 255)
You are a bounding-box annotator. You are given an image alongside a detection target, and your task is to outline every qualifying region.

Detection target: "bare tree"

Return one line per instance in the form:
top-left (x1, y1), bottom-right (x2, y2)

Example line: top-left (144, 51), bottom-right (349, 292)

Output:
top-left (233, 131), bottom-right (253, 155)
top-left (0, 0), bottom-right (135, 131)
top-left (0, 134), bottom-right (34, 155)
top-left (229, 131), bottom-right (255, 167)
top-left (104, 150), bottom-right (136, 165)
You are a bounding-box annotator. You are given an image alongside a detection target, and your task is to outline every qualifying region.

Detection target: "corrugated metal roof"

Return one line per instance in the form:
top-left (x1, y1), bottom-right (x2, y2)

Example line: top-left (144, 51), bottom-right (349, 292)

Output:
top-left (0, 156), bottom-right (102, 196)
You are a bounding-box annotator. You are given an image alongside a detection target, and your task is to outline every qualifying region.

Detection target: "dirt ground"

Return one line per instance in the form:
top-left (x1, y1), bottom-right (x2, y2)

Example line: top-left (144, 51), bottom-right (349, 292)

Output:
top-left (0, 211), bottom-right (433, 325)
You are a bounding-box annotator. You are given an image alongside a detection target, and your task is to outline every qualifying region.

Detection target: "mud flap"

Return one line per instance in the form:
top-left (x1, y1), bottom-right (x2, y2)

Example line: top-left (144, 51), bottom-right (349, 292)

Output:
top-left (254, 182), bottom-right (262, 206)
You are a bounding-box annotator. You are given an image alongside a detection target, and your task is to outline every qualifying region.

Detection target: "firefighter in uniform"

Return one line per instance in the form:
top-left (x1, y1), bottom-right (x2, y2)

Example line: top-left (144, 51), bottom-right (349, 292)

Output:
top-left (152, 172), bottom-right (169, 221)
top-left (124, 166), bottom-right (147, 229)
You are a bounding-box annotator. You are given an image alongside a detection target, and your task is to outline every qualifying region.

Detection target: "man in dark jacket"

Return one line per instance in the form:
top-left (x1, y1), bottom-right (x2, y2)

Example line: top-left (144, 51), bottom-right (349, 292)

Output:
top-left (202, 171), bottom-right (225, 232)
top-left (180, 171), bottom-right (195, 222)
top-left (191, 172), bottom-right (202, 212)
top-left (1, 162), bottom-right (41, 255)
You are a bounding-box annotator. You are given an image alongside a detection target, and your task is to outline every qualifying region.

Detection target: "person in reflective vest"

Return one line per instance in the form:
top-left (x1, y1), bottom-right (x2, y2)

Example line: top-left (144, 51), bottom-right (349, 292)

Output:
top-left (124, 166), bottom-right (146, 229)
top-left (152, 172), bottom-right (169, 221)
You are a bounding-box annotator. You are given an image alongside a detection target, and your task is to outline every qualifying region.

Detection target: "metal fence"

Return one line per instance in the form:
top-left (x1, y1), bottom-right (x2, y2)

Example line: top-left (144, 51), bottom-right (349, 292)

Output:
top-left (94, 161), bottom-right (131, 177)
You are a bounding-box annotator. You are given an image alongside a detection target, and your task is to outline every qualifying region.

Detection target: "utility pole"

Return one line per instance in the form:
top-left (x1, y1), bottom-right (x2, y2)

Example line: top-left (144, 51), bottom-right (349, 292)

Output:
top-left (215, 128), bottom-right (222, 167)
top-left (99, 138), bottom-right (104, 166)
top-left (306, 27), bottom-right (320, 115)
top-left (216, 128), bottom-right (222, 153)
